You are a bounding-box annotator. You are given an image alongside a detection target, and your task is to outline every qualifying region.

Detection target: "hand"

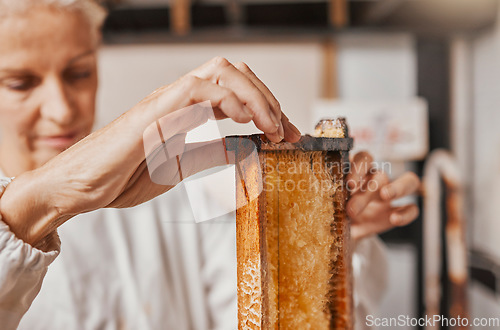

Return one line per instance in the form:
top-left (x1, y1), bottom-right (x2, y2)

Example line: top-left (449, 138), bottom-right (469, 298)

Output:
top-left (0, 57), bottom-right (301, 246)
top-left (109, 58), bottom-right (302, 207)
top-left (346, 151), bottom-right (421, 241)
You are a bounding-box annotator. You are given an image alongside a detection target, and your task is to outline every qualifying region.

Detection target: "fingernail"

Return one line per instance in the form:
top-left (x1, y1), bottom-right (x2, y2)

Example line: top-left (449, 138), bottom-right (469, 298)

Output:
top-left (381, 187), bottom-right (393, 200)
top-left (243, 106), bottom-right (254, 118)
top-left (269, 111), bottom-right (280, 128)
top-left (349, 204), bottom-right (360, 217)
top-left (278, 122), bottom-right (284, 140)
top-left (289, 122), bottom-right (301, 136)
top-left (390, 213), bottom-right (402, 225)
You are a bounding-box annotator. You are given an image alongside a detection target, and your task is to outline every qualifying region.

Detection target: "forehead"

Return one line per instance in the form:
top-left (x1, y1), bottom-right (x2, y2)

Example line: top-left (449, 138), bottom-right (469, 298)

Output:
top-left (0, 6), bottom-right (95, 70)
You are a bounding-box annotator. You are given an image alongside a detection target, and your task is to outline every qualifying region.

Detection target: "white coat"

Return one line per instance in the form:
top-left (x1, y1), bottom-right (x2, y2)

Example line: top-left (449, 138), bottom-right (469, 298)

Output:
top-left (0, 170), bottom-right (387, 330)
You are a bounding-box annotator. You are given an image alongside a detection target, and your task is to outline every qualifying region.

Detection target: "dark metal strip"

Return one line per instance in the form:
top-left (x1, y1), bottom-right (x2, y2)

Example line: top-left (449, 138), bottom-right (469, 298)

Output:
top-left (225, 134), bottom-right (353, 152)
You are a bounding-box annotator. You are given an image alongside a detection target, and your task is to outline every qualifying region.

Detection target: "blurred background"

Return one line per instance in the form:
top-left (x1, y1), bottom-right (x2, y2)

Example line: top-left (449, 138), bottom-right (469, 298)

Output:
top-left (94, 0), bottom-right (500, 328)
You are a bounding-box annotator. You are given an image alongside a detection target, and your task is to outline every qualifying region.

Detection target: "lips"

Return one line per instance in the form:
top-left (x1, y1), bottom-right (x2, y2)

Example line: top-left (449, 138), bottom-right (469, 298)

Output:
top-left (37, 131), bottom-right (80, 149)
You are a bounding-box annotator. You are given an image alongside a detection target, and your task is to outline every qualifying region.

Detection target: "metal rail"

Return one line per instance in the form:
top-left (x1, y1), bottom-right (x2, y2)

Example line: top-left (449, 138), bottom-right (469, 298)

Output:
top-left (423, 149), bottom-right (469, 330)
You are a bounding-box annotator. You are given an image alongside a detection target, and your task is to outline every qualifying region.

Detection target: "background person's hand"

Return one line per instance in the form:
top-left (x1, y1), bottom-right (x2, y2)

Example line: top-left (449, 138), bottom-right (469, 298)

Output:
top-left (346, 151), bottom-right (421, 241)
top-left (0, 57), bottom-right (301, 246)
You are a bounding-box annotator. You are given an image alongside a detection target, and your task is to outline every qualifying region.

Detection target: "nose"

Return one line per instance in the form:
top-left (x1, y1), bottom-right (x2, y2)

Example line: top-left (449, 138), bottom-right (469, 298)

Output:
top-left (39, 76), bottom-right (76, 126)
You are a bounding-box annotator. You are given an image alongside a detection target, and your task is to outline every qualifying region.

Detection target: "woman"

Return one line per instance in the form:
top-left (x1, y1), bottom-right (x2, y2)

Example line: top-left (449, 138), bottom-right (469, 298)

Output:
top-left (0, 0), bottom-right (420, 329)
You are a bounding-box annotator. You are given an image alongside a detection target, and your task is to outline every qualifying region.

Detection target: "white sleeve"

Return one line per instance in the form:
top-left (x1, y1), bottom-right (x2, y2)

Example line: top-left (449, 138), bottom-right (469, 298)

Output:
top-left (352, 235), bottom-right (388, 330)
top-left (199, 218), bottom-right (238, 330)
top-left (0, 178), bottom-right (60, 330)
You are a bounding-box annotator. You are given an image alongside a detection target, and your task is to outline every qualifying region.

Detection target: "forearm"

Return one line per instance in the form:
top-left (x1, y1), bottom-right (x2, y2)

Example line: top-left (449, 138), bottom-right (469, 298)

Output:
top-left (0, 108), bottom-right (149, 245)
top-left (0, 171), bottom-right (69, 250)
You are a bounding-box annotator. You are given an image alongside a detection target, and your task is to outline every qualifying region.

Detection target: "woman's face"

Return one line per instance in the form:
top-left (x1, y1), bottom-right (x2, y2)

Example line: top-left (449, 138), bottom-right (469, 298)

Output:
top-left (0, 6), bottom-right (98, 173)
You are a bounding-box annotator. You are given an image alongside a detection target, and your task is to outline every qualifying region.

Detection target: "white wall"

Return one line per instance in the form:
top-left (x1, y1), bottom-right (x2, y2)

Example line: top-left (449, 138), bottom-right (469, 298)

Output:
top-left (337, 33), bottom-right (416, 100)
top-left (471, 15), bottom-right (500, 262)
top-left (96, 42), bottom-right (323, 135)
top-left (96, 33), bottom-right (416, 136)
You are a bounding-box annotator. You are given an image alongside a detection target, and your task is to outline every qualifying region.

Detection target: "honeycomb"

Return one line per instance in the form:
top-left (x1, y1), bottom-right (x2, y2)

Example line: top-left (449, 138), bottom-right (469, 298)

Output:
top-left (234, 120), bottom-right (352, 330)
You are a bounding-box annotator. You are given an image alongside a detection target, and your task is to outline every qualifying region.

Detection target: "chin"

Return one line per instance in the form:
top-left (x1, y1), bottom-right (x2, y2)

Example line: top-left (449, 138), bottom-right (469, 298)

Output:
top-left (35, 146), bottom-right (69, 167)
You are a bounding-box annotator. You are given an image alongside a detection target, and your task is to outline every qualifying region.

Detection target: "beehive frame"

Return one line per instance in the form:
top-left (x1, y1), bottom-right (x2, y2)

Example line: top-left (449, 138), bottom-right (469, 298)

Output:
top-left (228, 133), bottom-right (354, 330)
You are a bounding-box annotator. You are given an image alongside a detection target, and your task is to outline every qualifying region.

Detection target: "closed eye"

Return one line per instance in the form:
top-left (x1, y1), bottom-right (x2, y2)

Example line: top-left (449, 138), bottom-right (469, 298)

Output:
top-left (64, 69), bottom-right (92, 83)
top-left (2, 76), bottom-right (41, 92)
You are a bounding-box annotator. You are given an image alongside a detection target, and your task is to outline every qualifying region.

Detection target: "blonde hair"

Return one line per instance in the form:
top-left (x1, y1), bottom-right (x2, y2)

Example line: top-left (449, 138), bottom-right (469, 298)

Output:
top-left (0, 0), bottom-right (107, 40)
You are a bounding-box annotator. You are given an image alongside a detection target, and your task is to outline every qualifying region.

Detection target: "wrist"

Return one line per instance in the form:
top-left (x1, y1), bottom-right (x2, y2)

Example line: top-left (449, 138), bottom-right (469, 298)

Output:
top-left (0, 170), bottom-right (68, 247)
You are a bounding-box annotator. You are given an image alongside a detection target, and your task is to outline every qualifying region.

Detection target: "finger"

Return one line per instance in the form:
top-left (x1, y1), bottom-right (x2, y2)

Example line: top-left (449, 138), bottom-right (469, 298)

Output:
top-left (215, 60), bottom-right (301, 143)
top-left (216, 64), bottom-right (280, 134)
top-left (280, 112), bottom-right (301, 143)
top-left (346, 151), bottom-right (374, 192)
top-left (389, 204), bottom-right (419, 226)
top-left (233, 61), bottom-right (284, 138)
top-left (158, 75), bottom-right (253, 124)
top-left (380, 171), bottom-right (421, 201)
top-left (347, 171), bottom-right (389, 218)
top-left (190, 57), bottom-right (281, 140)
top-left (351, 219), bottom-right (392, 241)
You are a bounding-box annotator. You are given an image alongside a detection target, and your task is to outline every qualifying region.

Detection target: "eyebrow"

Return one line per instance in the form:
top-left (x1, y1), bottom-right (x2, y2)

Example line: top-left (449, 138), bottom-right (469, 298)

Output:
top-left (67, 49), bottom-right (96, 65)
top-left (0, 49), bottom-right (97, 75)
top-left (0, 68), bottom-right (34, 76)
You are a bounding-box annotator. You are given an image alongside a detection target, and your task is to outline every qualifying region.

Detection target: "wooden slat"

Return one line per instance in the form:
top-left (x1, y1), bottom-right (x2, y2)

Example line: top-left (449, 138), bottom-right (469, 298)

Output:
top-left (321, 40), bottom-right (339, 100)
top-left (329, 0), bottom-right (349, 28)
top-left (171, 0), bottom-right (191, 35)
